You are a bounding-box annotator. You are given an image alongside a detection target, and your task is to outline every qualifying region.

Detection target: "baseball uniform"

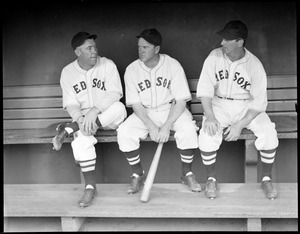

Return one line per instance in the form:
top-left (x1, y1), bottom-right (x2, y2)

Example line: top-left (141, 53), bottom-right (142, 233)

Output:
top-left (61, 56), bottom-right (127, 167)
top-left (117, 54), bottom-right (199, 152)
top-left (197, 47), bottom-right (278, 170)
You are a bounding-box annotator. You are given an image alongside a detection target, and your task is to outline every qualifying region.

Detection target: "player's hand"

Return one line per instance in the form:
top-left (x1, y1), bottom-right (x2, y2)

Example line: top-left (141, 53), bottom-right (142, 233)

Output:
top-left (203, 117), bottom-right (220, 136)
top-left (148, 123), bottom-right (160, 143)
top-left (83, 107), bottom-right (100, 133)
top-left (223, 123), bottom-right (243, 141)
top-left (78, 119), bottom-right (90, 136)
top-left (157, 125), bottom-right (171, 143)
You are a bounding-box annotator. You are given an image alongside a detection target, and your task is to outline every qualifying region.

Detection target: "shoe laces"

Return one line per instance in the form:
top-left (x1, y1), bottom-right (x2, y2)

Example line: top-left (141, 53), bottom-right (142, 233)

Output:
top-left (263, 180), bottom-right (274, 191)
top-left (129, 176), bottom-right (139, 188)
top-left (80, 188), bottom-right (95, 202)
top-left (186, 174), bottom-right (197, 185)
top-left (206, 179), bottom-right (217, 190)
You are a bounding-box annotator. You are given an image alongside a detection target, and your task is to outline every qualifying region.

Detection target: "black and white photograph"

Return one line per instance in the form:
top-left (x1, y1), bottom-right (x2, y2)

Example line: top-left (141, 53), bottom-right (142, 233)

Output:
top-left (3, 1), bottom-right (297, 232)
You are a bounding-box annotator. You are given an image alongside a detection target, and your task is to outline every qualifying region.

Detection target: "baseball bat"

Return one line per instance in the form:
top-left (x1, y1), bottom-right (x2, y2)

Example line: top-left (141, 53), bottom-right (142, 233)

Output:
top-left (140, 142), bottom-right (164, 203)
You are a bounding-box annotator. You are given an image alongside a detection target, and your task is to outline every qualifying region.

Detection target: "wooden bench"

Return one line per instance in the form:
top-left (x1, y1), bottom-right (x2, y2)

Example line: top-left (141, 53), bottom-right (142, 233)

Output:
top-left (3, 75), bottom-right (297, 180)
top-left (3, 75), bottom-right (297, 143)
top-left (187, 75), bottom-right (297, 182)
top-left (3, 75), bottom-right (297, 231)
top-left (4, 183), bottom-right (298, 231)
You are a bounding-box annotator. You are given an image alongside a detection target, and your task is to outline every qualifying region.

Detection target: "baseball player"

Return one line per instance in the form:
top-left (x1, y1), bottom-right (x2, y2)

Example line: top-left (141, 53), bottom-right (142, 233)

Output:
top-left (117, 28), bottom-right (201, 194)
top-left (196, 20), bottom-right (279, 200)
top-left (52, 31), bottom-right (127, 208)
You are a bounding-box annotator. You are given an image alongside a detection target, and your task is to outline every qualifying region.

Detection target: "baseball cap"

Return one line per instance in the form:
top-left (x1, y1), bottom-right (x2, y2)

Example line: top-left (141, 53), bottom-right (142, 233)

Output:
top-left (71, 32), bottom-right (97, 50)
top-left (136, 28), bottom-right (162, 46)
top-left (216, 20), bottom-right (248, 40)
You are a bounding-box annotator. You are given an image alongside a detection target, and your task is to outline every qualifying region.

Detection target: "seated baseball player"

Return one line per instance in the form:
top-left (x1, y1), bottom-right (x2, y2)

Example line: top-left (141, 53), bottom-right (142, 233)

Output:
top-left (117, 28), bottom-right (201, 194)
top-left (196, 20), bottom-right (279, 200)
top-left (52, 31), bottom-right (127, 208)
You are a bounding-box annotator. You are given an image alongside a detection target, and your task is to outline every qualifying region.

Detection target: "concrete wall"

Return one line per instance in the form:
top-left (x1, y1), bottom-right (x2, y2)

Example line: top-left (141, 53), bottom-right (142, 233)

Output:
top-left (3, 1), bottom-right (297, 184)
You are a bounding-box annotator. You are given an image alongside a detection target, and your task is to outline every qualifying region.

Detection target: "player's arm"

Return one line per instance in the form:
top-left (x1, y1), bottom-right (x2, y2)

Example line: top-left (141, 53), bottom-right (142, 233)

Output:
top-left (132, 103), bottom-right (160, 142)
top-left (158, 99), bottom-right (186, 143)
top-left (200, 97), bottom-right (220, 136)
top-left (225, 63), bottom-right (267, 141)
top-left (82, 106), bottom-right (101, 133)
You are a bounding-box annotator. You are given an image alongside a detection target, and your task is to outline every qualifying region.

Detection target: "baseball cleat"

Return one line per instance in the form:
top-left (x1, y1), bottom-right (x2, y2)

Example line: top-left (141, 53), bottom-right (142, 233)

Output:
top-left (261, 180), bottom-right (277, 200)
top-left (78, 188), bottom-right (97, 208)
top-left (205, 179), bottom-right (218, 199)
top-left (181, 173), bottom-right (202, 192)
top-left (127, 174), bottom-right (146, 194)
top-left (52, 123), bottom-right (68, 151)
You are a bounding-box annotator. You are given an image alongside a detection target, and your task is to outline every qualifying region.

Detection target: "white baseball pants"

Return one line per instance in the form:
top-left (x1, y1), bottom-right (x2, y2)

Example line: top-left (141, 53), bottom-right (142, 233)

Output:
top-left (198, 97), bottom-right (279, 152)
top-left (117, 107), bottom-right (199, 152)
top-left (71, 102), bottom-right (127, 162)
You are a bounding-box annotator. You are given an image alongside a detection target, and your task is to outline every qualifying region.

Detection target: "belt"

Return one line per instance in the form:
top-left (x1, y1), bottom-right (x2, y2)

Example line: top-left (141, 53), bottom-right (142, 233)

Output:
top-left (217, 95), bottom-right (248, 101)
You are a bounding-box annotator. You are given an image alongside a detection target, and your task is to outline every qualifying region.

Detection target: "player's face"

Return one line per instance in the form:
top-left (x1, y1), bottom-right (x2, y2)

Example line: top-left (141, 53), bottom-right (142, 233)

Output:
top-left (220, 38), bottom-right (240, 55)
top-left (77, 39), bottom-right (98, 69)
top-left (138, 38), bottom-right (159, 64)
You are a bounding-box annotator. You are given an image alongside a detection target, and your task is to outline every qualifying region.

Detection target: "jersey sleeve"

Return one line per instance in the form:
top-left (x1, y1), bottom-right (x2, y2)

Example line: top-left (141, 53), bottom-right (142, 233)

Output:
top-left (94, 60), bottom-right (123, 112)
top-left (60, 69), bottom-right (82, 121)
top-left (170, 59), bottom-right (191, 102)
top-left (248, 60), bottom-right (268, 112)
top-left (196, 52), bottom-right (216, 99)
top-left (124, 65), bottom-right (142, 107)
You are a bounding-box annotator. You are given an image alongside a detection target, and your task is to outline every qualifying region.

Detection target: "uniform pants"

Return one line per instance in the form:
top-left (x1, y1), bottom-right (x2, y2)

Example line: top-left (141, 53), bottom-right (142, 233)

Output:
top-left (198, 97), bottom-right (279, 153)
top-left (117, 107), bottom-right (199, 152)
top-left (71, 102), bottom-right (127, 165)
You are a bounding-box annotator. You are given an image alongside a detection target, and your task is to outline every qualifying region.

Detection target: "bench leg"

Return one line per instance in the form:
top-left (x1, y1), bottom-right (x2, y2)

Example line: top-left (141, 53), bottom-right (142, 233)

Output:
top-left (4, 217), bottom-right (8, 232)
top-left (61, 217), bottom-right (86, 231)
top-left (245, 139), bottom-right (258, 183)
top-left (247, 218), bottom-right (261, 231)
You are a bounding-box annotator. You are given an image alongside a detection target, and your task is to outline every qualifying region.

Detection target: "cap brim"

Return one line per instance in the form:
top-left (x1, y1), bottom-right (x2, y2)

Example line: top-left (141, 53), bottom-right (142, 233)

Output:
top-left (87, 34), bottom-right (97, 40)
top-left (216, 29), bottom-right (238, 40)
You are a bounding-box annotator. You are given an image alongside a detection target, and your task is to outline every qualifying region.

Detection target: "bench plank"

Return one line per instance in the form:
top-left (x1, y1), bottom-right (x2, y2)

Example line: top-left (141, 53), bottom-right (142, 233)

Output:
top-left (3, 114), bottom-right (297, 144)
top-left (4, 108), bottom-right (69, 119)
top-left (3, 119), bottom-right (71, 130)
top-left (4, 183), bottom-right (297, 219)
top-left (3, 98), bottom-right (63, 109)
top-left (3, 85), bottom-right (61, 98)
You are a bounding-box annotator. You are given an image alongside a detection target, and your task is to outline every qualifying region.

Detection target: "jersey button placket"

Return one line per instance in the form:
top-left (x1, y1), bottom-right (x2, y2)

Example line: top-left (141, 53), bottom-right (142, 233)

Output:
top-left (150, 71), bottom-right (157, 110)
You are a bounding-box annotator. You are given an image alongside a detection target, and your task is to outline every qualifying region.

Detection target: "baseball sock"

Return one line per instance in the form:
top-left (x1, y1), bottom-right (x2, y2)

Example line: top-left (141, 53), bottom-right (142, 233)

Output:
top-left (82, 170), bottom-right (96, 189)
top-left (65, 122), bottom-right (80, 134)
top-left (179, 149), bottom-right (195, 176)
top-left (78, 158), bottom-right (97, 189)
top-left (201, 150), bottom-right (217, 180)
top-left (260, 149), bottom-right (276, 181)
top-left (124, 149), bottom-right (144, 176)
top-left (95, 117), bottom-right (102, 127)
top-left (65, 117), bottom-right (101, 134)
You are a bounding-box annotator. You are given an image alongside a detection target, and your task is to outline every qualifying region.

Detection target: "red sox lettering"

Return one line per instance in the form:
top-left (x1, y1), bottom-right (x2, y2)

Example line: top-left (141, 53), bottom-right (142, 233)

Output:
top-left (215, 70), bottom-right (251, 90)
top-left (73, 78), bottom-right (106, 94)
top-left (137, 77), bottom-right (171, 93)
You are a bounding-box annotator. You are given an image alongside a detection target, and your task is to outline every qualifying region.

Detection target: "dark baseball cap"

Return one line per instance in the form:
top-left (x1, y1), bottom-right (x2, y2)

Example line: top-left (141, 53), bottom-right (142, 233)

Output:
top-left (136, 28), bottom-right (162, 46)
top-left (216, 20), bottom-right (248, 40)
top-left (71, 32), bottom-right (97, 50)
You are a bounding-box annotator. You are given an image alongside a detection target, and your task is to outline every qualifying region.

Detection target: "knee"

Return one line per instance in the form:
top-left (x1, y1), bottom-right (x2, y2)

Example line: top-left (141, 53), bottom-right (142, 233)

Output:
top-left (111, 102), bottom-right (127, 118)
top-left (198, 129), bottom-right (222, 152)
top-left (256, 124), bottom-right (279, 149)
top-left (117, 121), bottom-right (130, 138)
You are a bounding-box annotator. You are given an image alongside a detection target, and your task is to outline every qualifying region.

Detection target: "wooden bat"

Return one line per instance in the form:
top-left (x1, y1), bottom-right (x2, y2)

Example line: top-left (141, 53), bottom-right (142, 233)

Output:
top-left (140, 142), bottom-right (164, 203)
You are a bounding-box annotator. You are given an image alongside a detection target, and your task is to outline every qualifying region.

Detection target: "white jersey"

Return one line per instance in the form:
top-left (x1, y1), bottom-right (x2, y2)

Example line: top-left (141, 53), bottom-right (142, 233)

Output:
top-left (60, 56), bottom-right (123, 121)
top-left (197, 48), bottom-right (268, 112)
top-left (124, 54), bottom-right (191, 110)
